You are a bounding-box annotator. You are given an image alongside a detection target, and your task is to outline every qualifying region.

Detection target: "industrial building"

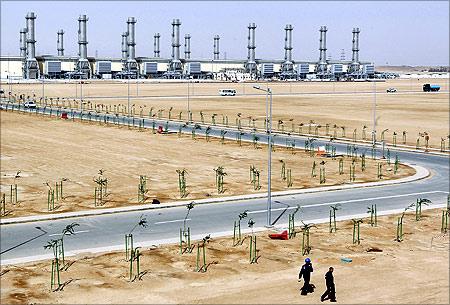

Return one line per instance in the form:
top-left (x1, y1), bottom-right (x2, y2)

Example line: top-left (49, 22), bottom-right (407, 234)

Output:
top-left (0, 12), bottom-right (376, 80)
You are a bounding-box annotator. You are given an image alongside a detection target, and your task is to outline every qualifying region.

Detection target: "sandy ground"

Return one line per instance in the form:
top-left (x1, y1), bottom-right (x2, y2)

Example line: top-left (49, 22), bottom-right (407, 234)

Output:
top-left (0, 111), bottom-right (413, 218)
top-left (4, 78), bottom-right (449, 148)
top-left (1, 209), bottom-right (448, 304)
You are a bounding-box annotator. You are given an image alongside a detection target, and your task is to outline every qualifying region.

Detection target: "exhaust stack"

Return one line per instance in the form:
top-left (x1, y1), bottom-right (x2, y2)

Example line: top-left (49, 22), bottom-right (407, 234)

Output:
top-left (57, 29), bottom-right (64, 56)
top-left (76, 14), bottom-right (90, 78)
top-left (350, 27), bottom-right (360, 73)
top-left (20, 28), bottom-right (27, 58)
top-left (316, 25), bottom-right (328, 75)
top-left (25, 12), bottom-right (39, 79)
top-left (213, 35), bottom-right (220, 60)
top-left (184, 34), bottom-right (191, 59)
top-left (154, 33), bottom-right (160, 57)
top-left (245, 23), bottom-right (257, 75)
top-left (281, 24), bottom-right (294, 72)
top-left (121, 31), bottom-right (128, 61)
top-left (169, 19), bottom-right (182, 71)
top-left (126, 17), bottom-right (138, 75)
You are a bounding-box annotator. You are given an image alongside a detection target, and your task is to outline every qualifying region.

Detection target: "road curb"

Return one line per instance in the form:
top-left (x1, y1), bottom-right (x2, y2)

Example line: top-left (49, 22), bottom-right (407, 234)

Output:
top-left (0, 163), bottom-right (429, 225)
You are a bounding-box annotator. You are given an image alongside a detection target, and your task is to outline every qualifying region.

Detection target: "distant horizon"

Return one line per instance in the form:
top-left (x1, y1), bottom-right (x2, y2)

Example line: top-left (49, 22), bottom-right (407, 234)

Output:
top-left (1, 1), bottom-right (448, 66)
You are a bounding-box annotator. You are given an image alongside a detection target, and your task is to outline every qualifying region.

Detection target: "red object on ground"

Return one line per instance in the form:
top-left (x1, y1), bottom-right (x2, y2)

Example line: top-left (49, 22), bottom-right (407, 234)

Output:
top-left (268, 230), bottom-right (289, 240)
top-left (61, 112), bottom-right (68, 119)
top-left (157, 126), bottom-right (163, 134)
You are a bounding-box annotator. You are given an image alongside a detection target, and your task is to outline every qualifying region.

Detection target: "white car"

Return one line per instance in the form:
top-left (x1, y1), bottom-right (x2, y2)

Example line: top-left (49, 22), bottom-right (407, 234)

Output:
top-left (219, 89), bottom-right (237, 96)
top-left (24, 101), bottom-right (37, 109)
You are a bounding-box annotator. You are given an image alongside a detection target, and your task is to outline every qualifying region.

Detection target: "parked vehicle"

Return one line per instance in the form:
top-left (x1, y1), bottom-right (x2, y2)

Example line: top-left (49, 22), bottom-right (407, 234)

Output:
top-left (219, 89), bottom-right (237, 96)
top-left (423, 84), bottom-right (440, 92)
top-left (386, 88), bottom-right (397, 93)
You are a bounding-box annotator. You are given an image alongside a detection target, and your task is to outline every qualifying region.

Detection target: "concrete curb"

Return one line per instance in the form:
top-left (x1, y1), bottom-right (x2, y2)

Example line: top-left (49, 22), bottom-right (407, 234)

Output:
top-left (0, 163), bottom-right (429, 225)
top-left (1, 203), bottom-right (446, 266)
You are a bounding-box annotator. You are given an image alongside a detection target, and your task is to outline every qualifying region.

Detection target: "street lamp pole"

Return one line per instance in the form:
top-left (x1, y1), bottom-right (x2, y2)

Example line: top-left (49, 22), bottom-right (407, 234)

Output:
top-left (372, 79), bottom-right (377, 148)
top-left (254, 85), bottom-right (273, 227)
top-left (187, 80), bottom-right (190, 122)
top-left (127, 75), bottom-right (130, 117)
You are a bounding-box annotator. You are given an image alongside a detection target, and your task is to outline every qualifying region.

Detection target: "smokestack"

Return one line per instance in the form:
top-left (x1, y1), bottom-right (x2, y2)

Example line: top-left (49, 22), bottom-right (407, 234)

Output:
top-left (127, 17), bottom-right (136, 60)
top-left (184, 34), bottom-right (191, 59)
top-left (246, 23), bottom-right (256, 74)
top-left (213, 35), bottom-right (220, 60)
top-left (154, 33), bottom-right (160, 57)
top-left (284, 24), bottom-right (293, 63)
top-left (20, 28), bottom-right (27, 58)
top-left (318, 25), bottom-right (328, 74)
top-left (282, 24), bottom-right (294, 71)
top-left (78, 14), bottom-right (88, 59)
top-left (25, 12), bottom-right (36, 59)
top-left (350, 27), bottom-right (360, 73)
top-left (121, 31), bottom-right (128, 61)
top-left (171, 19), bottom-right (181, 61)
top-left (76, 15), bottom-right (90, 78)
top-left (57, 29), bottom-right (64, 56)
top-left (24, 12), bottom-right (39, 79)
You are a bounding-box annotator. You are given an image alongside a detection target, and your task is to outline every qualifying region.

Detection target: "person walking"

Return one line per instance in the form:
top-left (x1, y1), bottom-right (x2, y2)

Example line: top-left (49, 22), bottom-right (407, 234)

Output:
top-left (298, 257), bottom-right (314, 295)
top-left (321, 267), bottom-right (336, 302)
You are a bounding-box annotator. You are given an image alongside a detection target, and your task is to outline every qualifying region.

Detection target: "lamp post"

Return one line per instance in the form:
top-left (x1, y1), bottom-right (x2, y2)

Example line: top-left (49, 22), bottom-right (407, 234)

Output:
top-left (127, 75), bottom-right (130, 117)
top-left (253, 85), bottom-right (273, 227)
top-left (372, 79), bottom-right (377, 148)
top-left (41, 78), bottom-right (45, 103)
top-left (187, 79), bottom-right (190, 123)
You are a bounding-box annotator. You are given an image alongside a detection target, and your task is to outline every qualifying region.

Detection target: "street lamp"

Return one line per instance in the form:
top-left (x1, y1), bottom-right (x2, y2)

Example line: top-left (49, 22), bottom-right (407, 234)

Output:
top-left (371, 79), bottom-right (377, 148)
top-left (127, 75), bottom-right (130, 117)
top-left (253, 85), bottom-right (273, 227)
top-left (187, 79), bottom-right (190, 123)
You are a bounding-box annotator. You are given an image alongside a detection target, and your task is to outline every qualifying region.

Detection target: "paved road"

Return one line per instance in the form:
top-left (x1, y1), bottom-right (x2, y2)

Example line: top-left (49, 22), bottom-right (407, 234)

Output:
top-left (1, 102), bottom-right (448, 264)
top-left (42, 88), bottom-right (450, 100)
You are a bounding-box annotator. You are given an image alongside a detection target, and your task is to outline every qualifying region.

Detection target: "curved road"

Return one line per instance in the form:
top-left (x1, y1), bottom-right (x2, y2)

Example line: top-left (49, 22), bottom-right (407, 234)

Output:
top-left (1, 103), bottom-right (448, 265)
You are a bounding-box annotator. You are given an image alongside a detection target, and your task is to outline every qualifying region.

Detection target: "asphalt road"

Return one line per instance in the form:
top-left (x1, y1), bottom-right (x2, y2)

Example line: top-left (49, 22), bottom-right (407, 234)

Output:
top-left (1, 102), bottom-right (448, 265)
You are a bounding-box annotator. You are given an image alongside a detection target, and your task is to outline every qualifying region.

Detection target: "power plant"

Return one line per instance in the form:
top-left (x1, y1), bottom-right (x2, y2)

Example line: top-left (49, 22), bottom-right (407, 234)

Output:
top-left (8, 12), bottom-right (377, 80)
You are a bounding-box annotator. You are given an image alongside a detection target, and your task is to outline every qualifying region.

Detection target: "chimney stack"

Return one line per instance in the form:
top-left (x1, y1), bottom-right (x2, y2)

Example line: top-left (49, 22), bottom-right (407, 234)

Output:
top-left (57, 29), bottom-right (64, 56)
top-left (184, 34), bottom-right (191, 59)
top-left (154, 33), bottom-right (160, 57)
top-left (213, 35), bottom-right (220, 60)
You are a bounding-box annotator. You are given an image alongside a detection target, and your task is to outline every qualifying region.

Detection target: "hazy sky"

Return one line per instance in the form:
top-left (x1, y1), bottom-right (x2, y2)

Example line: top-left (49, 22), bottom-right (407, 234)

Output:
top-left (1, 1), bottom-right (448, 65)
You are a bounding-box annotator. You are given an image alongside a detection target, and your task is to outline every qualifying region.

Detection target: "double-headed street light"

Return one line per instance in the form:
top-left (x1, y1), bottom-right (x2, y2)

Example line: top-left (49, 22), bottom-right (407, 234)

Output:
top-left (253, 85), bottom-right (273, 227)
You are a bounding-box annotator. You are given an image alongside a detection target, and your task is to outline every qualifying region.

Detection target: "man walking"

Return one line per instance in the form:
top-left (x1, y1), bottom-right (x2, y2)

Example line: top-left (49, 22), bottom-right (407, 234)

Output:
top-left (321, 267), bottom-right (336, 302)
top-left (298, 257), bottom-right (314, 295)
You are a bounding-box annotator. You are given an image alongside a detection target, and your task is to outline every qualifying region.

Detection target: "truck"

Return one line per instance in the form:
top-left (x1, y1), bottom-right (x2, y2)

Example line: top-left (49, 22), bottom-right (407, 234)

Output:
top-left (423, 84), bottom-right (440, 92)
